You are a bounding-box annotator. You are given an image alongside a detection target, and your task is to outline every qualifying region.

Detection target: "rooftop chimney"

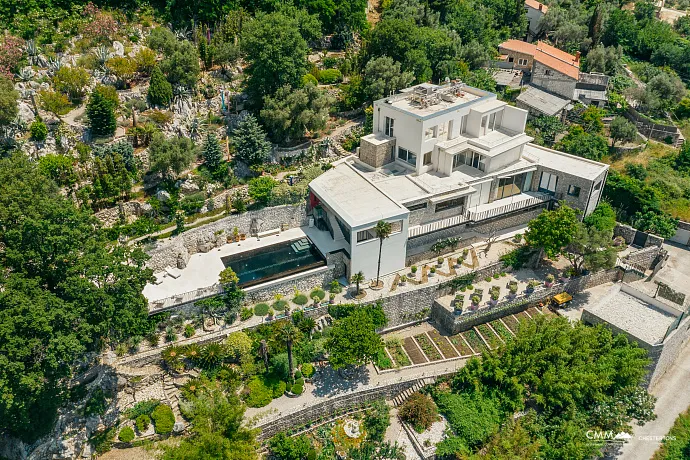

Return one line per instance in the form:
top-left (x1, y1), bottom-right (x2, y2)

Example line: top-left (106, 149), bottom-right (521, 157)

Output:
top-left (538, 3), bottom-right (543, 11)
top-left (575, 51), bottom-right (581, 62)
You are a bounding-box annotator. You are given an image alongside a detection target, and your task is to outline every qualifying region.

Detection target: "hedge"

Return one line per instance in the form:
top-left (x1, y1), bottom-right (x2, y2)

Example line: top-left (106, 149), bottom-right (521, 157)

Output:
top-left (254, 303), bottom-right (270, 316)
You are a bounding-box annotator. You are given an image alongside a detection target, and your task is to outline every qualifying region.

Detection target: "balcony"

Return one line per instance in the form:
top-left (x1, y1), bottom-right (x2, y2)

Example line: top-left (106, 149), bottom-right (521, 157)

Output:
top-left (466, 192), bottom-right (552, 222)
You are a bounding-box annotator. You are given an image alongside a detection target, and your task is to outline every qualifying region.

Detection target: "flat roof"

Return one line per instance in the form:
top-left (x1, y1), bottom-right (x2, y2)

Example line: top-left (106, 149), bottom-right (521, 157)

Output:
top-left (517, 85), bottom-right (571, 116)
top-left (522, 143), bottom-right (608, 180)
top-left (309, 163), bottom-right (407, 227)
top-left (585, 285), bottom-right (679, 345)
top-left (373, 175), bottom-right (429, 203)
top-left (376, 83), bottom-right (492, 120)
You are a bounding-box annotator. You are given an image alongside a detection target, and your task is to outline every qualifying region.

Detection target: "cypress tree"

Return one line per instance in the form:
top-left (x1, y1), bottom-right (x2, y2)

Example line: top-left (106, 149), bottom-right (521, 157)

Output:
top-left (147, 65), bottom-right (173, 107)
top-left (86, 88), bottom-right (116, 137)
top-left (202, 132), bottom-right (224, 173)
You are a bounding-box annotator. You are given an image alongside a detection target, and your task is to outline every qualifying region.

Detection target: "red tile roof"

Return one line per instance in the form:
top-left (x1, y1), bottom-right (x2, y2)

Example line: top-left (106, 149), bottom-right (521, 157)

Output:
top-left (525, 0), bottom-right (548, 13)
top-left (498, 39), bottom-right (580, 80)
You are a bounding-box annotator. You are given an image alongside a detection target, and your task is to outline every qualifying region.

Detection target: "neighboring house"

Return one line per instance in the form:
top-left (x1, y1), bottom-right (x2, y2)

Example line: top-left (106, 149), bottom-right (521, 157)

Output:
top-left (524, 0), bottom-right (548, 41)
top-left (582, 283), bottom-right (690, 390)
top-left (497, 39), bottom-right (609, 116)
top-left (516, 84), bottom-right (572, 120)
top-left (308, 82), bottom-right (608, 280)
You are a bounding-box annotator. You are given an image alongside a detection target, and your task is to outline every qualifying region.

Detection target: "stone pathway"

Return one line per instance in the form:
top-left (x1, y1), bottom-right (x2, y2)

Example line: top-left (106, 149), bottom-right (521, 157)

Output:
top-left (245, 358), bottom-right (467, 429)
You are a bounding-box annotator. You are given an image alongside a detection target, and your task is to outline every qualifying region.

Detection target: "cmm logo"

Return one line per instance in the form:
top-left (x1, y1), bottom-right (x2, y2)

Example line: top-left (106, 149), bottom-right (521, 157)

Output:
top-left (586, 431), bottom-right (633, 442)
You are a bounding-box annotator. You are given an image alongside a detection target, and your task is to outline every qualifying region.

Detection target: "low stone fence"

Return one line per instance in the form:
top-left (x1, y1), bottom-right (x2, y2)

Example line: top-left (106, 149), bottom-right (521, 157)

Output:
top-left (624, 245), bottom-right (664, 271)
top-left (145, 203), bottom-right (308, 272)
top-left (624, 107), bottom-right (682, 146)
top-left (433, 268), bottom-right (623, 334)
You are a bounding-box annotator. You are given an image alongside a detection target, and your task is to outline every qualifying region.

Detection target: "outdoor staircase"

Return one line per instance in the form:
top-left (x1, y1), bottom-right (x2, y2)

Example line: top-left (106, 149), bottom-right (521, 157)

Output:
top-left (393, 378), bottom-right (435, 406)
top-left (327, 212), bottom-right (346, 241)
top-left (162, 374), bottom-right (183, 421)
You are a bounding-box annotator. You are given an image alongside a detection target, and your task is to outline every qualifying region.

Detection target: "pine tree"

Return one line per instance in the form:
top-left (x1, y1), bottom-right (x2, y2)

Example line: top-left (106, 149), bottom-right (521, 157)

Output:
top-left (202, 132), bottom-right (224, 173)
top-left (86, 88), bottom-right (116, 137)
top-left (232, 115), bottom-right (272, 165)
top-left (147, 65), bottom-right (172, 107)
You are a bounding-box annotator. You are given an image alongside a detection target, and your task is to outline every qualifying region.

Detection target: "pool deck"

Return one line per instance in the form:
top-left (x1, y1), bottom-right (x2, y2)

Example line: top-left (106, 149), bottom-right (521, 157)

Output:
top-left (143, 226), bottom-right (346, 303)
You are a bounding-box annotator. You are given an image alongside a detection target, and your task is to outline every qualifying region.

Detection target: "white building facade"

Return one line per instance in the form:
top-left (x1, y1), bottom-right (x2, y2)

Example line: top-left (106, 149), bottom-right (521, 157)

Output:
top-left (308, 82), bottom-right (609, 281)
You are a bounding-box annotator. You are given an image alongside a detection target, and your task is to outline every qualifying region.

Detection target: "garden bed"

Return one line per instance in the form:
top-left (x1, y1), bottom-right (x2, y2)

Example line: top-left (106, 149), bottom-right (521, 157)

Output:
top-left (476, 324), bottom-right (502, 350)
top-left (527, 307), bottom-right (543, 318)
top-left (502, 314), bottom-right (520, 333)
top-left (414, 334), bottom-right (443, 361)
top-left (403, 337), bottom-right (428, 364)
top-left (490, 320), bottom-right (514, 342)
top-left (385, 340), bottom-right (412, 367)
top-left (427, 330), bottom-right (459, 359)
top-left (449, 334), bottom-right (474, 356)
top-left (375, 349), bottom-right (394, 370)
top-left (463, 329), bottom-right (488, 354)
top-left (515, 311), bottom-right (531, 322)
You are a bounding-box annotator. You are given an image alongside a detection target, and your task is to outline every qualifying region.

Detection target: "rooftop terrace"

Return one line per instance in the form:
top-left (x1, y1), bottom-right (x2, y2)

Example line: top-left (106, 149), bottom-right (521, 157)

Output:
top-left (380, 82), bottom-right (487, 119)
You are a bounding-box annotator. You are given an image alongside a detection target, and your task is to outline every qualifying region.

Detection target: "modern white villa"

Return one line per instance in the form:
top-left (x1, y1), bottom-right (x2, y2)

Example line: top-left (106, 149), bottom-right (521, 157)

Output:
top-left (308, 82), bottom-right (609, 280)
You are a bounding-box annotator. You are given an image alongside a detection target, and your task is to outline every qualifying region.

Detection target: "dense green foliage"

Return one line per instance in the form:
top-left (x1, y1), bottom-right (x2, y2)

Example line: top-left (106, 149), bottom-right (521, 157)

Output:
top-left (232, 114), bottom-right (272, 165)
top-left (0, 154), bottom-right (153, 442)
top-left (325, 307), bottom-right (384, 369)
top-left (86, 87), bottom-right (117, 136)
top-left (147, 65), bottom-right (173, 107)
top-left (653, 406), bottom-right (690, 459)
top-left (433, 316), bottom-right (655, 458)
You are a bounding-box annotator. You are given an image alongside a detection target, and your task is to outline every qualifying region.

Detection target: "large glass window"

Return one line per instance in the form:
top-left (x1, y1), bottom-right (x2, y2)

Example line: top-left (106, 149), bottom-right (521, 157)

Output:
top-left (398, 147), bottom-right (417, 166)
top-left (385, 116), bottom-right (394, 137)
top-left (423, 151), bottom-right (432, 165)
top-left (460, 115), bottom-right (467, 134)
top-left (496, 173), bottom-right (529, 200)
top-left (538, 171), bottom-right (558, 194)
top-left (436, 196), bottom-right (466, 213)
top-left (356, 228), bottom-right (376, 243)
top-left (453, 150), bottom-right (485, 172)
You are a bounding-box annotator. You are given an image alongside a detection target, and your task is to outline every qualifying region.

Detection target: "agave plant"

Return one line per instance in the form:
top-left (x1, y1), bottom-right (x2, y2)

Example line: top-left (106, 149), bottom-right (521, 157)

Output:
top-left (47, 57), bottom-right (63, 74)
top-left (185, 116), bottom-right (208, 141)
top-left (93, 45), bottom-right (111, 69)
top-left (26, 40), bottom-right (40, 65)
top-left (16, 67), bottom-right (34, 82)
top-left (175, 26), bottom-right (191, 41)
top-left (198, 343), bottom-right (227, 369)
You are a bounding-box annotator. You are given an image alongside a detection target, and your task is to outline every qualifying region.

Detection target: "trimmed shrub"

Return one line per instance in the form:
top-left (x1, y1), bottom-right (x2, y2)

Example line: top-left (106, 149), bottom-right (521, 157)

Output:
top-left (310, 288), bottom-right (326, 301)
top-left (302, 73), bottom-right (318, 86)
top-left (272, 299), bottom-right (289, 311)
top-left (301, 363), bottom-right (315, 378)
top-left (30, 120), bottom-right (48, 141)
top-left (254, 303), bottom-right (270, 316)
top-left (293, 294), bottom-right (308, 305)
top-left (294, 370), bottom-right (303, 379)
top-left (294, 377), bottom-right (305, 387)
top-left (273, 380), bottom-right (287, 398)
top-left (240, 307), bottom-right (253, 321)
top-left (318, 68), bottom-right (343, 84)
top-left (292, 383), bottom-right (304, 395)
top-left (135, 414), bottom-right (150, 432)
top-left (151, 404), bottom-right (175, 434)
top-left (245, 377), bottom-right (273, 408)
top-left (118, 426), bottom-right (135, 443)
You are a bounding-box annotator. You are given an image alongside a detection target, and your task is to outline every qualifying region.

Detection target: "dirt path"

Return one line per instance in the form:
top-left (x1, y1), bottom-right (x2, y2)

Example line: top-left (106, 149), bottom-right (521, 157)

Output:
top-left (367, 0), bottom-right (383, 26)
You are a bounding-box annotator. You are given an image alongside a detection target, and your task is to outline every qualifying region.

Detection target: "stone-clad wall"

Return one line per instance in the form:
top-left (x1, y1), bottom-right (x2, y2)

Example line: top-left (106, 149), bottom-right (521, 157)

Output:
top-left (531, 61), bottom-right (577, 99)
top-left (648, 314), bottom-right (690, 389)
top-left (145, 204), bottom-right (308, 272)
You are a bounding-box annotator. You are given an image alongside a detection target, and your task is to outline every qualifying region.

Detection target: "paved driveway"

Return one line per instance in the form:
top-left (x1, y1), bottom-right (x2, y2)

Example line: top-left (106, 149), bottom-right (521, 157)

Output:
top-left (617, 339), bottom-right (690, 460)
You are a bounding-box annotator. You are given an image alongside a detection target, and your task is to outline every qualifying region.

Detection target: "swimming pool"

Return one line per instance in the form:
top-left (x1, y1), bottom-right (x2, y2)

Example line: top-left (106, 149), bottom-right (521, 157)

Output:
top-left (221, 237), bottom-right (326, 288)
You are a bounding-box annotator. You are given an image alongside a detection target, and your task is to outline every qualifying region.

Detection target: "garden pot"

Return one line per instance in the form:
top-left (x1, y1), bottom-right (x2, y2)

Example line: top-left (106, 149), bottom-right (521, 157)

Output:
top-left (400, 281), bottom-right (406, 286)
top-left (329, 299), bottom-right (335, 304)
top-left (526, 287), bottom-right (534, 294)
top-left (545, 281), bottom-right (553, 287)
top-left (240, 234), bottom-right (246, 241)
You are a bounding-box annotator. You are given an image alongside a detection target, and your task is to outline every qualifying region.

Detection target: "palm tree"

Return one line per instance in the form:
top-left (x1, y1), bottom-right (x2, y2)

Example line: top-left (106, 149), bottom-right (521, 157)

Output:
top-left (351, 271), bottom-right (365, 296)
top-left (299, 318), bottom-right (316, 339)
top-left (259, 339), bottom-right (270, 373)
top-left (276, 321), bottom-right (302, 380)
top-left (374, 220), bottom-right (392, 287)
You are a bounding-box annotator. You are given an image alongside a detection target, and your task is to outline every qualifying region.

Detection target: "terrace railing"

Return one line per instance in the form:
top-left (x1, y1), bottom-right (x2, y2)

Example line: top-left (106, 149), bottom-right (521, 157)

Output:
top-left (149, 283), bottom-right (223, 313)
top-left (408, 213), bottom-right (469, 238)
top-left (466, 192), bottom-right (552, 222)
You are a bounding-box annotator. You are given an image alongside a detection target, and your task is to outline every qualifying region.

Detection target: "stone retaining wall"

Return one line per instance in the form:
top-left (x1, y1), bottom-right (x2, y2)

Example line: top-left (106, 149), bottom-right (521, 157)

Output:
top-left (625, 245), bottom-right (664, 270)
top-left (145, 204), bottom-right (308, 272)
top-left (433, 268), bottom-right (623, 335)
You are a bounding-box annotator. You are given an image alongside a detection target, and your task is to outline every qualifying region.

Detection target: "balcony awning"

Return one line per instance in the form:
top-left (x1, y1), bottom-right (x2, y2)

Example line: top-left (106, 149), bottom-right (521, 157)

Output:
top-left (429, 186), bottom-right (476, 204)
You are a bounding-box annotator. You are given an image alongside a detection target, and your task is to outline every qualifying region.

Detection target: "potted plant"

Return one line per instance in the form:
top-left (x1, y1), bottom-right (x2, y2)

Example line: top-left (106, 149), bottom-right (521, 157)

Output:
top-left (471, 295), bottom-right (480, 306)
top-left (513, 233), bottom-right (523, 244)
top-left (462, 248), bottom-right (469, 258)
top-left (429, 266), bottom-right (436, 277)
top-left (453, 294), bottom-right (464, 314)
top-left (329, 293), bottom-right (336, 304)
top-left (437, 257), bottom-right (444, 267)
top-left (312, 295), bottom-right (320, 307)
top-left (239, 232), bottom-right (246, 241)
top-left (400, 275), bottom-right (408, 286)
top-left (267, 308), bottom-right (274, 320)
top-left (410, 265), bottom-right (418, 277)
top-left (526, 280), bottom-right (539, 293)
top-left (233, 227), bottom-right (240, 242)
top-left (454, 257), bottom-right (462, 268)
top-left (490, 291), bottom-right (500, 306)
top-left (545, 273), bottom-right (555, 287)
top-left (509, 283), bottom-right (518, 297)
top-left (559, 271), bottom-right (569, 282)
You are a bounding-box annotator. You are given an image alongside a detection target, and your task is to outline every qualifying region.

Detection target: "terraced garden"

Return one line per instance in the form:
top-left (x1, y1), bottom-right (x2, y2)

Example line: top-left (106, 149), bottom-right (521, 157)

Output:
top-left (377, 307), bottom-right (549, 371)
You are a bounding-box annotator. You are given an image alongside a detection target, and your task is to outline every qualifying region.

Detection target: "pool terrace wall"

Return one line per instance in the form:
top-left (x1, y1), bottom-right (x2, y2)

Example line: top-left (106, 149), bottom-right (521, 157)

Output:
top-left (146, 204), bottom-right (308, 272)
